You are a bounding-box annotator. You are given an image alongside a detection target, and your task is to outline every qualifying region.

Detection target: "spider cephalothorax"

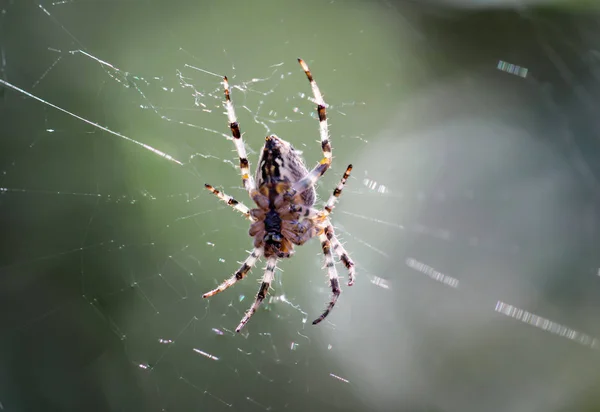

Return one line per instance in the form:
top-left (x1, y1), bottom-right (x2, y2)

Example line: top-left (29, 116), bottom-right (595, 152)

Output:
top-left (202, 59), bottom-right (356, 332)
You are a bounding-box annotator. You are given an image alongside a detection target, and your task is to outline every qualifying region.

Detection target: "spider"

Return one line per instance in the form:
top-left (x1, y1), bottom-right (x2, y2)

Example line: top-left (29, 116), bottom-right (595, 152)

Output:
top-left (202, 58), bottom-right (356, 332)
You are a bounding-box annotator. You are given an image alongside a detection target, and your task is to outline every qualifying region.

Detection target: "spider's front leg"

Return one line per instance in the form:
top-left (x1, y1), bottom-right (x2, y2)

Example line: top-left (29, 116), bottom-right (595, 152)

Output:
top-left (236, 256), bottom-right (278, 332)
top-left (312, 228), bottom-right (341, 325)
top-left (324, 223), bottom-right (356, 286)
top-left (203, 248), bottom-right (264, 298)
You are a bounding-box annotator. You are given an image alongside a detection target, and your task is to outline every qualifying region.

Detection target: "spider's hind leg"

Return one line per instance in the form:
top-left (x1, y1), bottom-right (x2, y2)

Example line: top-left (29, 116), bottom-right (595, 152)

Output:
top-left (223, 76), bottom-right (257, 195)
top-left (284, 59), bottom-right (332, 200)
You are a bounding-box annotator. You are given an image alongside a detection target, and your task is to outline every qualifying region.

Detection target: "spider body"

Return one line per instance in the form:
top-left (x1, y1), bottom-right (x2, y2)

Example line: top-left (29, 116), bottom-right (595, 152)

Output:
top-left (203, 59), bottom-right (356, 332)
top-left (250, 135), bottom-right (316, 259)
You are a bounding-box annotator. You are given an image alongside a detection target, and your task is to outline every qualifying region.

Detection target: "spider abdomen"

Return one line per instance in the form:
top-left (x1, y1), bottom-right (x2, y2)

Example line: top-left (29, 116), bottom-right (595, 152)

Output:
top-left (256, 135), bottom-right (316, 207)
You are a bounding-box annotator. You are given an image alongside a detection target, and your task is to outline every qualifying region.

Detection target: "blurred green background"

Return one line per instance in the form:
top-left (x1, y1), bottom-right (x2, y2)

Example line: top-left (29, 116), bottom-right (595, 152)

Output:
top-left (2, 0), bottom-right (600, 411)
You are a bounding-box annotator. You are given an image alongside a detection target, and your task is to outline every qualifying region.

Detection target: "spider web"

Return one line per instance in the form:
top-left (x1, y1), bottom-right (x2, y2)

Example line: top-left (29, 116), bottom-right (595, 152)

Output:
top-left (2, 1), bottom-right (600, 411)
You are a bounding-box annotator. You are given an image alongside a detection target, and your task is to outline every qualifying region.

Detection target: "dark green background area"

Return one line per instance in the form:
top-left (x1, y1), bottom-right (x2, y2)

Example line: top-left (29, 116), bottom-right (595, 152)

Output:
top-left (2, 1), bottom-right (600, 411)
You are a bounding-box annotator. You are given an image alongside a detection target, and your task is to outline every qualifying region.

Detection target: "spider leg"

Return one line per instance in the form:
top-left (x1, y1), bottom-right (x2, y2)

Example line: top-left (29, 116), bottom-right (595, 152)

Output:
top-left (223, 76), bottom-right (256, 195)
top-left (282, 164), bottom-right (353, 245)
top-left (324, 222), bottom-right (356, 286)
top-left (202, 248), bottom-right (263, 298)
top-left (321, 164), bottom-right (352, 218)
top-left (288, 221), bottom-right (319, 246)
top-left (288, 163), bottom-right (353, 220)
top-left (284, 59), bottom-right (332, 200)
top-left (204, 184), bottom-right (256, 221)
top-left (317, 165), bottom-right (355, 285)
top-left (312, 230), bottom-right (341, 325)
top-left (236, 256), bottom-right (278, 332)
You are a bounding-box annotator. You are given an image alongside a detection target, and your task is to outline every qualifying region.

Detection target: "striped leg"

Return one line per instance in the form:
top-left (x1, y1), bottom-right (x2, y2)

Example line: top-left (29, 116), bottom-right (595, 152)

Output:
top-left (223, 76), bottom-right (255, 194)
top-left (321, 164), bottom-right (352, 219)
top-left (288, 163), bottom-right (352, 222)
top-left (285, 59), bottom-right (332, 200)
top-left (204, 184), bottom-right (255, 221)
top-left (320, 165), bottom-right (355, 285)
top-left (202, 248), bottom-right (263, 298)
top-left (325, 223), bottom-right (356, 286)
top-left (236, 256), bottom-right (278, 332)
top-left (312, 232), bottom-right (341, 325)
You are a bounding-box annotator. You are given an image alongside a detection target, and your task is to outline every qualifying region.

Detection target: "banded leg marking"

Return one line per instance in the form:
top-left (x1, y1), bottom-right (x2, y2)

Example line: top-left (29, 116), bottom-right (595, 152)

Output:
top-left (312, 233), bottom-right (341, 325)
top-left (204, 184), bottom-right (255, 221)
top-left (202, 248), bottom-right (263, 298)
top-left (236, 256), bottom-right (278, 332)
top-left (223, 76), bottom-right (255, 193)
top-left (285, 59), bottom-right (332, 199)
top-left (325, 223), bottom-right (356, 286)
top-left (321, 164), bottom-right (352, 218)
